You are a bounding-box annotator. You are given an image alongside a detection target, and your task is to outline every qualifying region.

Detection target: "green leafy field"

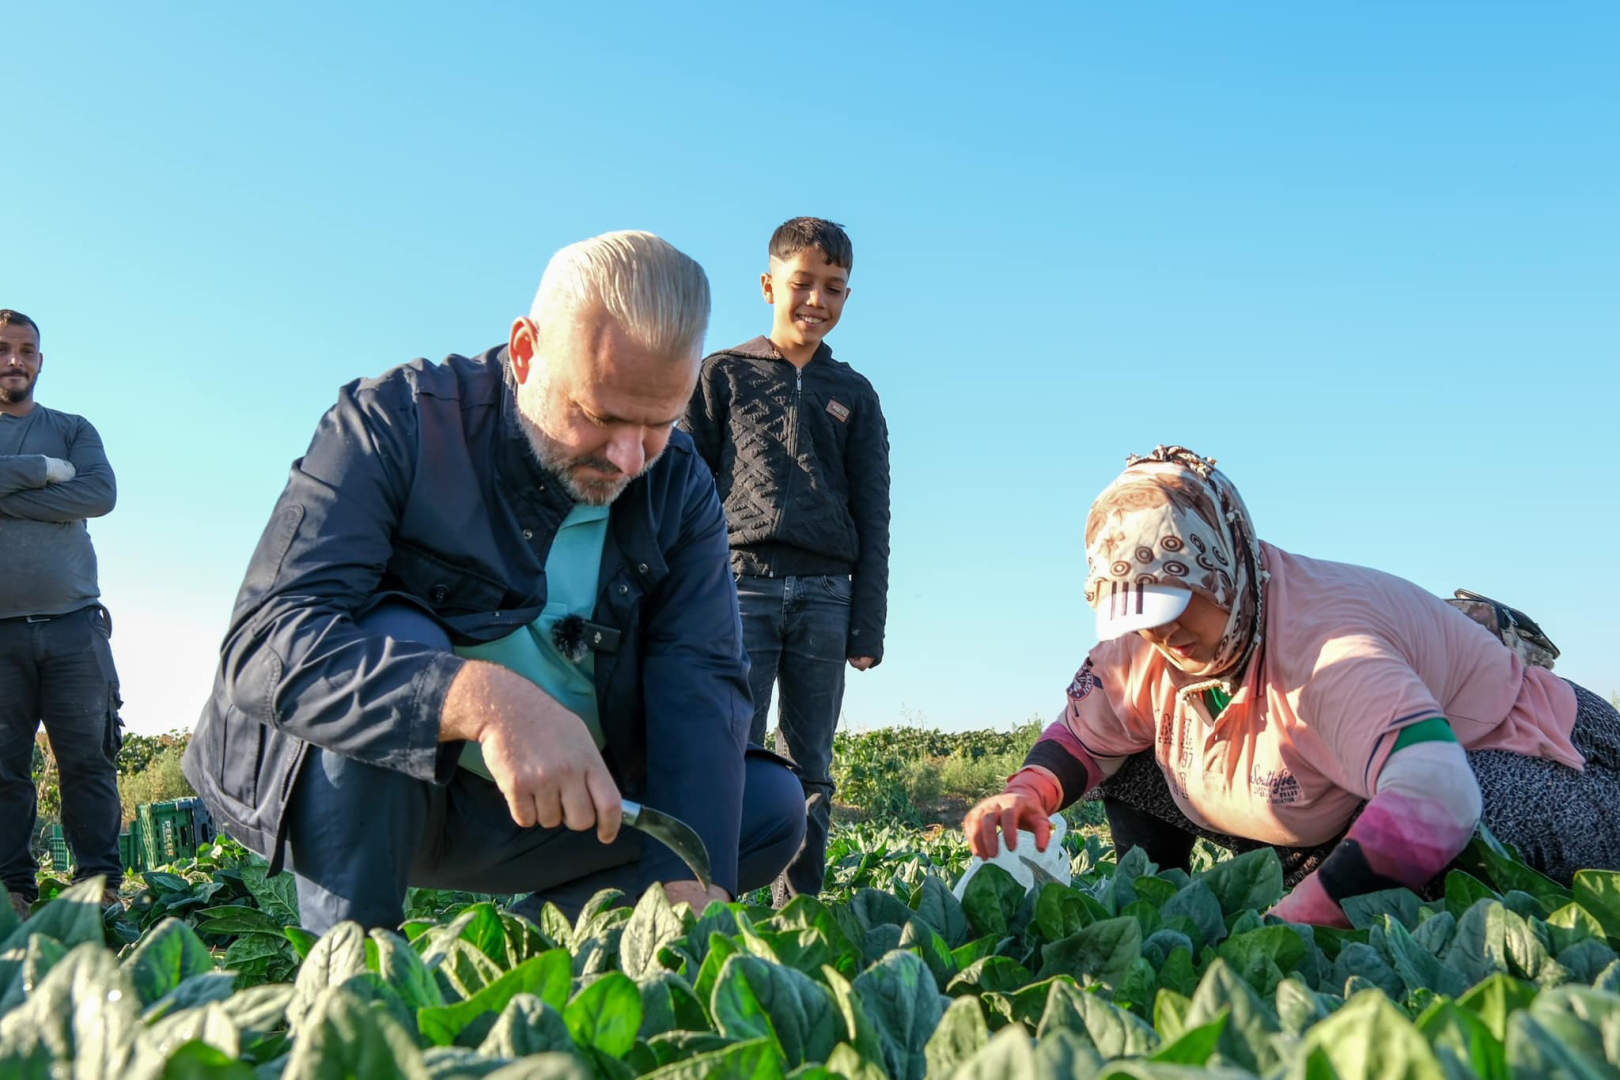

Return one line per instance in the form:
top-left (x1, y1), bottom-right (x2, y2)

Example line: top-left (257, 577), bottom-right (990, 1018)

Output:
top-left (7, 725), bottom-right (1620, 1077)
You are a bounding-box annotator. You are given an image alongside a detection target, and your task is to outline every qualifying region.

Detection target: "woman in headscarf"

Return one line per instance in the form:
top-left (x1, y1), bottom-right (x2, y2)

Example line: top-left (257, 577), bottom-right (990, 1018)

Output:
top-left (963, 446), bottom-right (1620, 927)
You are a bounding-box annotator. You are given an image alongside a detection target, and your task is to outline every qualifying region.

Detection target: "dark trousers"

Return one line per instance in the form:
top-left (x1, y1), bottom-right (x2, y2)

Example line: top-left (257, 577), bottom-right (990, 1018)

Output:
top-left (283, 604), bottom-right (806, 935)
top-left (1099, 751), bottom-right (1350, 887)
top-left (1102, 796), bottom-right (1200, 874)
top-left (735, 573), bottom-right (850, 902)
top-left (0, 606), bottom-right (124, 900)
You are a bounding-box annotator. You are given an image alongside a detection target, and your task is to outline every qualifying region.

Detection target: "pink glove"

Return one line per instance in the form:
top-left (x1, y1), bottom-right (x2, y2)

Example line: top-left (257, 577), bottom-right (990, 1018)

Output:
top-left (1268, 871), bottom-right (1351, 929)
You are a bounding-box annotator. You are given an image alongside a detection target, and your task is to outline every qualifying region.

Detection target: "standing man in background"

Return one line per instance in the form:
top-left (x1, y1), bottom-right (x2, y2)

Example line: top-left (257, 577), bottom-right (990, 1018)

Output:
top-left (0, 310), bottom-right (123, 921)
top-left (683, 218), bottom-right (892, 903)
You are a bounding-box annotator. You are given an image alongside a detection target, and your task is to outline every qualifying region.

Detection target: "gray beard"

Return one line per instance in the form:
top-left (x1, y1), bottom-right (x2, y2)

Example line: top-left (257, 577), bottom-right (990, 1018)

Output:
top-left (517, 411), bottom-right (659, 506)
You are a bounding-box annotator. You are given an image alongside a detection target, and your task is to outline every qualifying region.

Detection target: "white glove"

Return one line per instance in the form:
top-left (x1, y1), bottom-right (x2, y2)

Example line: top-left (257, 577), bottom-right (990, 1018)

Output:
top-left (44, 457), bottom-right (76, 484)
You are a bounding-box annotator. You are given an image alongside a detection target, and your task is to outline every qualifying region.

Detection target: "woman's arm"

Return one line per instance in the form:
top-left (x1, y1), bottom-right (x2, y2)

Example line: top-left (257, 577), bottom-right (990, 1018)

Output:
top-left (1271, 724), bottom-right (1481, 926)
top-left (965, 721), bottom-right (1108, 856)
top-left (1022, 720), bottom-right (1106, 808)
top-left (964, 655), bottom-right (1148, 857)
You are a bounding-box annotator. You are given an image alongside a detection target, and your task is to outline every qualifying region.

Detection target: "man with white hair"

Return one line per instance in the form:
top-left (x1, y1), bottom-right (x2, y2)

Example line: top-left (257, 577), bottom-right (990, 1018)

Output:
top-left (185, 232), bottom-right (805, 932)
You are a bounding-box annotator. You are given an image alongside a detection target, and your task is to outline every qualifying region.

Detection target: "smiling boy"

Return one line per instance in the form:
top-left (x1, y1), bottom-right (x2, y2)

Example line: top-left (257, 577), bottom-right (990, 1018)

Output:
top-left (682, 217), bottom-right (892, 902)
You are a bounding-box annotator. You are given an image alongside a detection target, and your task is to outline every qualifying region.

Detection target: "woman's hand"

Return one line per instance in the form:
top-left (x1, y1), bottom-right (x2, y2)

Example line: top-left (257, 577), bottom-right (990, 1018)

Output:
top-left (1266, 871), bottom-right (1351, 928)
top-left (963, 791), bottom-right (1052, 858)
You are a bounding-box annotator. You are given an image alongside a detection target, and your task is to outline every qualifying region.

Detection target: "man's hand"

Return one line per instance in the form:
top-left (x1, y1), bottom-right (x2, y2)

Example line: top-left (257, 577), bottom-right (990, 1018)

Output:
top-left (963, 791), bottom-right (1052, 858)
top-left (848, 656), bottom-right (876, 671)
top-left (664, 879), bottom-right (730, 912)
top-left (43, 457), bottom-right (76, 484)
top-left (441, 661), bottom-right (622, 842)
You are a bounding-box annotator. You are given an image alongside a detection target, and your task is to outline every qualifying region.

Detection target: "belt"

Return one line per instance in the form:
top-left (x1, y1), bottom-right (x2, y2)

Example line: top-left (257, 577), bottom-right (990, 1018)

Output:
top-left (0, 606), bottom-right (94, 625)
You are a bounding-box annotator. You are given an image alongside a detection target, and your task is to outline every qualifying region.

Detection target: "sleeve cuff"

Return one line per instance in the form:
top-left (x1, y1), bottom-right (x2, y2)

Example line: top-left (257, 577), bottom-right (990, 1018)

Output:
top-left (1005, 767), bottom-right (1062, 816)
top-left (1024, 737), bottom-right (1095, 809)
top-left (846, 626), bottom-right (883, 662)
top-left (410, 651), bottom-right (470, 785)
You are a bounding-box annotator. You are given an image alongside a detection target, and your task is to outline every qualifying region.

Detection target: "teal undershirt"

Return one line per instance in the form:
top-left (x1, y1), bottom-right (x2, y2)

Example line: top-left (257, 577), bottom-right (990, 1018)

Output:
top-left (1198, 690), bottom-right (1455, 754)
top-left (454, 502), bottom-right (611, 778)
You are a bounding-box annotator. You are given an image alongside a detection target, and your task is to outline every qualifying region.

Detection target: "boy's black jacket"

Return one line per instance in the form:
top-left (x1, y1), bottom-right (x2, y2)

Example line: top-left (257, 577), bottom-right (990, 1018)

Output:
top-left (682, 336), bottom-right (891, 663)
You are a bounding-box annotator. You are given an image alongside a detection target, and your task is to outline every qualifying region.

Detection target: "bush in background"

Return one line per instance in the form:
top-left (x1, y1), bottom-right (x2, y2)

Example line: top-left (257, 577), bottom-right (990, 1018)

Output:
top-left (827, 715), bottom-right (1094, 827)
top-left (117, 746), bottom-right (194, 822)
top-left (32, 727), bottom-right (195, 827)
top-left (117, 729), bottom-right (193, 776)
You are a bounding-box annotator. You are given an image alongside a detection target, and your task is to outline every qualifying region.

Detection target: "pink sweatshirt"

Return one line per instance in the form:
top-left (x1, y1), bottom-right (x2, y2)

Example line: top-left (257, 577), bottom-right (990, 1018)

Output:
top-left (1039, 543), bottom-right (1579, 846)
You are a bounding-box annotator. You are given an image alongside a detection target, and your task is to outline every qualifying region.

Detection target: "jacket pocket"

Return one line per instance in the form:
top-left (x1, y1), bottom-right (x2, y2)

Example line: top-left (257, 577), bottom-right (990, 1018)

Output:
top-left (104, 684), bottom-right (126, 763)
top-left (217, 707), bottom-right (266, 807)
top-left (84, 606), bottom-right (126, 726)
top-left (385, 541), bottom-right (508, 616)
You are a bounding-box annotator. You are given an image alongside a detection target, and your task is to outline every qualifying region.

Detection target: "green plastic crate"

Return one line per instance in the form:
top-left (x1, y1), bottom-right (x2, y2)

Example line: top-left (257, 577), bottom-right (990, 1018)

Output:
top-left (48, 824), bottom-right (74, 874)
top-left (136, 799), bottom-right (215, 868)
top-left (46, 825), bottom-right (139, 873)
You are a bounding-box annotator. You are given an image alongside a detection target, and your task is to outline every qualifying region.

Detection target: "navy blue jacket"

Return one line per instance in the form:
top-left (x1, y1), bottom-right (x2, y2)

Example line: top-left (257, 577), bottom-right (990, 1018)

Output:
top-left (182, 348), bottom-right (753, 892)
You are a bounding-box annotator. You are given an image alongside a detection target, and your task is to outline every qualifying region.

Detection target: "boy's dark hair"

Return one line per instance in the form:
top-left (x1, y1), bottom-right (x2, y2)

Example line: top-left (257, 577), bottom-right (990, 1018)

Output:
top-left (769, 217), bottom-right (853, 271)
top-left (0, 310), bottom-right (40, 347)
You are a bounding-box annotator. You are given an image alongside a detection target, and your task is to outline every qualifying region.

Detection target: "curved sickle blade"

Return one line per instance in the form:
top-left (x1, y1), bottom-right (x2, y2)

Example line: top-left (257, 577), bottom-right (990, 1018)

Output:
top-left (620, 799), bottom-right (712, 891)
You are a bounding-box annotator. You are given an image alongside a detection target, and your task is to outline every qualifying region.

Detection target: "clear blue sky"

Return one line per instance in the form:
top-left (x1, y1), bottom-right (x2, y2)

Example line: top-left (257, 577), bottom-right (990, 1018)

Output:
top-left (8, 3), bottom-right (1617, 736)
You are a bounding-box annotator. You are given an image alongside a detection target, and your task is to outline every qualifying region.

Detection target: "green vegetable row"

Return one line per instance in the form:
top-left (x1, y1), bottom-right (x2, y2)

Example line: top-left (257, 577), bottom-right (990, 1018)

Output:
top-left (3, 821), bottom-right (1619, 1077)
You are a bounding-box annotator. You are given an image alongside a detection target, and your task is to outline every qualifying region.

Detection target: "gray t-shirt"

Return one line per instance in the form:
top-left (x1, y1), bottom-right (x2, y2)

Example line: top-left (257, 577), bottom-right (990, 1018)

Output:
top-left (0, 405), bottom-right (117, 618)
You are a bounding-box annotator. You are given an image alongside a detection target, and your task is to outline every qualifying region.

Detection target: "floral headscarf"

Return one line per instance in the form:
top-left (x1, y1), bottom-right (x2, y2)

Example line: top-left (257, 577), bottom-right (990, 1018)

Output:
top-left (1083, 445), bottom-right (1268, 692)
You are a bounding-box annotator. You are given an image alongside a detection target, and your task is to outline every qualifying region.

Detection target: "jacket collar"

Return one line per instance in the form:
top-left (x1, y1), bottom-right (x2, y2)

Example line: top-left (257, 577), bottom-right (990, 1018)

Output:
top-left (730, 335), bottom-right (833, 368)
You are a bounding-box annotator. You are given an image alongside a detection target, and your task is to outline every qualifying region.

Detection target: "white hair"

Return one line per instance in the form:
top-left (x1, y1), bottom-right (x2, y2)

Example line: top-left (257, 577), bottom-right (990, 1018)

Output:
top-left (530, 230), bottom-right (710, 361)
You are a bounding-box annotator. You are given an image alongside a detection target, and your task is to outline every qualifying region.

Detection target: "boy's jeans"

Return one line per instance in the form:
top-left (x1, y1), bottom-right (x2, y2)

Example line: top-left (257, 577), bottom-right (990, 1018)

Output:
top-left (735, 573), bottom-right (851, 901)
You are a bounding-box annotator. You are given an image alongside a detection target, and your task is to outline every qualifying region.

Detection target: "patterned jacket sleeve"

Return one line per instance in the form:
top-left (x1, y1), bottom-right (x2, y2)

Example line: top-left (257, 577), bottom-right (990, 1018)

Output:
top-left (844, 380), bottom-right (890, 662)
top-left (679, 357), bottom-right (726, 479)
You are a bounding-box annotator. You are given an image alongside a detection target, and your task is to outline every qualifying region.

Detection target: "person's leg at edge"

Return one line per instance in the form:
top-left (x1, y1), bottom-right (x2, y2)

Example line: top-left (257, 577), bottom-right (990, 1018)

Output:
top-left (735, 576), bottom-right (787, 747)
top-left (0, 620), bottom-right (42, 908)
top-left (737, 749), bottom-right (808, 895)
top-left (40, 607), bottom-right (123, 895)
top-left (772, 574), bottom-right (850, 903)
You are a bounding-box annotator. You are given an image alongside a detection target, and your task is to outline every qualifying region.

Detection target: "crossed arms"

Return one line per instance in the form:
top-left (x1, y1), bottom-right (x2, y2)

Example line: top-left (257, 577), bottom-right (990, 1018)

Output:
top-left (0, 418), bottom-right (117, 522)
